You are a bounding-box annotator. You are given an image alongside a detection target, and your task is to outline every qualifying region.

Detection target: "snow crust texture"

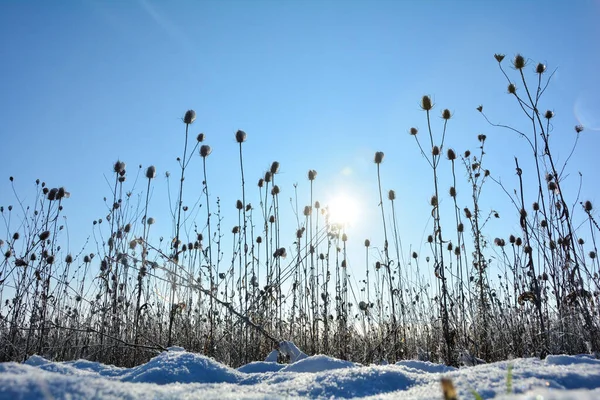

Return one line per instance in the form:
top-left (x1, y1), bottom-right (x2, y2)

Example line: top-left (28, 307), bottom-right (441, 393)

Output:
top-left (2, 350), bottom-right (600, 399)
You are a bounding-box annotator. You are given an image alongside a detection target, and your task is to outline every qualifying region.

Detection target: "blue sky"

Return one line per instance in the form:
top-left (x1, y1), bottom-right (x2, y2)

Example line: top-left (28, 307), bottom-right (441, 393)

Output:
top-left (1, 0), bottom-right (599, 288)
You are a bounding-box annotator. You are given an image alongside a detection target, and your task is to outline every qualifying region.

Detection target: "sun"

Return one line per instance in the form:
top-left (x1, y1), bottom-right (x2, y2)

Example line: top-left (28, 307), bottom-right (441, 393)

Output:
top-left (326, 193), bottom-right (359, 227)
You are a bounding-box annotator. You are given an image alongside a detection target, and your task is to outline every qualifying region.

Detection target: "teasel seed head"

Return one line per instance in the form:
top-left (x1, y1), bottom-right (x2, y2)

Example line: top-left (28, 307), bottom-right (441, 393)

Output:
top-left (388, 190), bottom-right (396, 201)
top-left (65, 254), bottom-right (73, 264)
top-left (515, 237), bottom-right (522, 246)
top-left (232, 226), bottom-right (240, 235)
top-left (258, 178), bottom-right (264, 188)
top-left (545, 173), bottom-right (554, 182)
top-left (447, 242), bottom-right (453, 251)
top-left (590, 251), bottom-right (597, 259)
top-left (409, 127), bottom-right (418, 136)
top-left (412, 251), bottom-right (418, 259)
top-left (578, 238), bottom-right (585, 245)
top-left (430, 195), bottom-right (438, 207)
top-left (235, 129), bottom-right (247, 143)
top-left (494, 53), bottom-right (505, 63)
top-left (441, 109), bottom-right (451, 120)
top-left (303, 205), bottom-right (312, 216)
top-left (540, 219), bottom-right (548, 228)
top-left (575, 125), bottom-right (584, 133)
top-left (308, 169), bottom-right (317, 181)
top-left (46, 255), bottom-right (55, 264)
top-left (513, 54), bottom-right (526, 70)
top-left (271, 185), bottom-right (280, 196)
top-left (532, 202), bottom-right (539, 211)
top-left (183, 110), bottom-right (196, 125)
top-left (296, 228), bottom-right (305, 239)
top-left (432, 145), bottom-right (440, 156)
top-left (246, 203), bottom-right (251, 212)
top-left (449, 186), bottom-right (456, 198)
top-left (524, 245), bottom-right (532, 254)
top-left (536, 63), bottom-right (546, 74)
top-left (256, 236), bottom-right (262, 244)
top-left (236, 200), bottom-right (243, 210)
top-left (114, 160), bottom-right (126, 174)
top-left (264, 171), bottom-right (272, 183)
top-left (420, 95), bottom-right (433, 111)
top-left (509, 234), bottom-right (516, 244)
top-left (39, 231), bottom-right (50, 241)
top-left (200, 145), bottom-right (212, 158)
top-left (464, 150), bottom-right (471, 158)
top-left (147, 217), bottom-right (155, 225)
top-left (342, 233), bottom-right (348, 242)
top-left (374, 151), bottom-right (384, 164)
top-left (494, 238), bottom-right (505, 247)
top-left (508, 83), bottom-right (517, 94)
top-left (269, 215), bottom-right (275, 224)
top-left (544, 110), bottom-right (554, 119)
top-left (427, 235), bottom-right (433, 243)
top-left (464, 208), bottom-right (472, 219)
top-left (146, 165), bottom-right (156, 179)
top-left (270, 161), bottom-right (280, 174)
top-left (584, 201), bottom-right (593, 212)
top-left (364, 239), bottom-right (370, 247)
top-left (447, 148), bottom-right (456, 160)
top-left (84, 255), bottom-right (91, 263)
top-left (454, 247), bottom-right (461, 256)
top-left (197, 133), bottom-right (205, 142)
top-left (457, 223), bottom-right (464, 233)
top-left (548, 181), bottom-right (557, 191)
top-left (478, 134), bottom-right (487, 142)
top-left (477, 105), bottom-right (483, 112)
top-left (315, 201), bottom-right (320, 209)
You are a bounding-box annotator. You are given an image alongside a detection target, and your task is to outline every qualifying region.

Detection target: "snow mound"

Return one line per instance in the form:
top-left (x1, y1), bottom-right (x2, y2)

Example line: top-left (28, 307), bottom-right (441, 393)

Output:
top-left (121, 350), bottom-right (242, 384)
top-left (237, 361), bottom-right (285, 374)
top-left (281, 354), bottom-right (359, 373)
top-left (24, 354), bottom-right (51, 367)
top-left (545, 354), bottom-right (600, 366)
top-left (395, 359), bottom-right (457, 374)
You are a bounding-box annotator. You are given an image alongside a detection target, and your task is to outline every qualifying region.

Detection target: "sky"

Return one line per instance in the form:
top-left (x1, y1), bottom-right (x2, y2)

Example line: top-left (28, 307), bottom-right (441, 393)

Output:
top-left (1, 0), bottom-right (600, 293)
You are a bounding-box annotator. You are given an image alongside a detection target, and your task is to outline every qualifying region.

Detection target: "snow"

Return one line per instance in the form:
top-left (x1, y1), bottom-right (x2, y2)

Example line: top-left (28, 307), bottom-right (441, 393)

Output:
top-left (2, 346), bottom-right (600, 399)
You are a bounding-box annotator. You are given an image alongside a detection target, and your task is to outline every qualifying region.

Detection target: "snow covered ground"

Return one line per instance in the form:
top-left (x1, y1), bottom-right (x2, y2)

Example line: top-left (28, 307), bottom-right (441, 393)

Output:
top-left (1, 345), bottom-right (600, 399)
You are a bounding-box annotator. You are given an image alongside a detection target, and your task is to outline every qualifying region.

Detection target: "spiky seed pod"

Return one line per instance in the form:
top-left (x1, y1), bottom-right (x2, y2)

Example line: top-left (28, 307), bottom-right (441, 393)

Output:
top-left (12, 232), bottom-right (19, 240)
top-left (590, 251), bottom-right (597, 259)
top-left (236, 200), bottom-right (243, 210)
top-left (256, 236), bottom-right (262, 244)
top-left (494, 238), bottom-right (505, 247)
top-left (533, 202), bottom-right (540, 211)
top-left (145, 166), bottom-right (156, 179)
top-left (412, 251), bottom-right (418, 259)
top-left (342, 233), bottom-right (348, 242)
top-left (494, 54), bottom-right (505, 63)
top-left (308, 169), bottom-right (317, 181)
top-left (359, 301), bottom-right (368, 311)
top-left (447, 149), bottom-right (456, 160)
top-left (147, 217), bottom-right (155, 225)
top-left (375, 261), bottom-right (381, 270)
top-left (270, 161), bottom-right (280, 174)
top-left (245, 204), bottom-right (251, 212)
top-left (271, 185), bottom-right (280, 196)
top-left (478, 134), bottom-right (487, 142)
top-left (477, 105), bottom-right (483, 112)
top-left (235, 130), bottom-right (247, 143)
top-left (388, 190), bottom-right (396, 201)
top-left (303, 205), bottom-right (312, 216)
top-left (464, 208), bottom-right (472, 219)
top-left (432, 145), bottom-right (440, 156)
top-left (129, 240), bottom-right (137, 250)
top-left (197, 133), bottom-right (205, 142)
top-left (296, 228), bottom-right (304, 239)
top-left (441, 109), bottom-right (451, 120)
top-left (421, 95), bottom-right (433, 111)
top-left (119, 176), bottom-right (126, 183)
top-left (48, 188), bottom-right (58, 201)
top-left (544, 110), bottom-right (554, 119)
top-left (457, 223), bottom-right (464, 233)
top-left (513, 54), bottom-right (526, 69)
top-left (315, 201), bottom-right (320, 209)
top-left (584, 201), bottom-right (593, 212)
top-left (84, 255), bottom-right (91, 263)
top-left (578, 238), bottom-right (585, 245)
top-left (447, 242), bottom-right (453, 251)
top-left (575, 125), bottom-right (584, 133)
top-left (484, 169), bottom-right (490, 177)
top-left (524, 245), bottom-right (532, 254)
top-left (549, 240), bottom-right (556, 250)
top-left (454, 247), bottom-right (461, 256)
top-left (200, 145), bottom-right (212, 158)
top-left (546, 173), bottom-right (554, 182)
top-left (43, 187), bottom-right (49, 195)
top-left (515, 237), bottom-right (522, 246)
top-left (536, 63), bottom-right (546, 74)
top-left (427, 235), bottom-right (433, 243)
top-left (449, 186), bottom-right (456, 198)
top-left (124, 223), bottom-right (131, 233)
top-left (46, 255), bottom-right (55, 264)
top-left (464, 150), bottom-right (471, 158)
top-left (508, 83), bottom-right (516, 94)
top-left (409, 127), bottom-right (418, 136)
top-left (4, 250), bottom-right (11, 258)
top-left (548, 181), bottom-right (557, 191)
top-left (320, 253), bottom-right (325, 260)
top-left (39, 231), bottom-right (50, 241)
top-left (269, 215), bottom-right (275, 223)
top-left (114, 161), bottom-right (126, 174)
top-left (258, 178), bottom-right (264, 188)
top-left (430, 195), bottom-right (438, 207)
top-left (374, 151), bottom-right (384, 164)
top-left (65, 254), bottom-right (73, 264)
top-left (183, 110), bottom-right (196, 124)
top-left (364, 239), bottom-right (370, 247)
top-left (264, 171), bottom-right (272, 183)
top-left (540, 219), bottom-right (548, 228)
top-left (232, 226), bottom-right (240, 234)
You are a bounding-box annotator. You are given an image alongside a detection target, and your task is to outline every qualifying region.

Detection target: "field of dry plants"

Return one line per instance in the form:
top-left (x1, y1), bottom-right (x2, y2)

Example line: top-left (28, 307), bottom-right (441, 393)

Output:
top-left (1, 54), bottom-right (598, 369)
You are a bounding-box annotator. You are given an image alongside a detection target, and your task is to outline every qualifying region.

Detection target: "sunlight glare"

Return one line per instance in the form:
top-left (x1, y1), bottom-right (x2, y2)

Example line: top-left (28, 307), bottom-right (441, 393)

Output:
top-left (326, 193), bottom-right (359, 227)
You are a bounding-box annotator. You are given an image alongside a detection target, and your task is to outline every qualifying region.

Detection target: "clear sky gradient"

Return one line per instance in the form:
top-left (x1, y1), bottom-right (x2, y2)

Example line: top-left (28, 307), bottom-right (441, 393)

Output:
top-left (1, 1), bottom-right (599, 286)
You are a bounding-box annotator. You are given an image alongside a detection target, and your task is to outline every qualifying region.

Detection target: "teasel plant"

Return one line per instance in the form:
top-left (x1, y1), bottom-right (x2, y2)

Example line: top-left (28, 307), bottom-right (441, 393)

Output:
top-left (199, 142), bottom-right (214, 353)
top-left (409, 97), bottom-right (456, 366)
